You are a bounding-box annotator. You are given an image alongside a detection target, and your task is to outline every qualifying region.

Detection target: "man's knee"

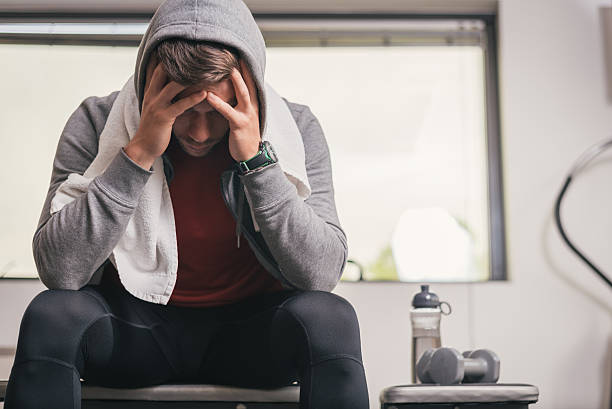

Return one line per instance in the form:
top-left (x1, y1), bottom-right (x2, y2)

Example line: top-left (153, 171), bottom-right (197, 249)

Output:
top-left (17, 289), bottom-right (109, 360)
top-left (278, 291), bottom-right (363, 360)
top-left (23, 288), bottom-right (106, 325)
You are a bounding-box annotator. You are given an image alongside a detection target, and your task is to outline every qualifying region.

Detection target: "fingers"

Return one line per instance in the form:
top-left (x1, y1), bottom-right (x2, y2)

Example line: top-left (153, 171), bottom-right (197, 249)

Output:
top-left (146, 62), bottom-right (169, 100)
top-left (142, 59), bottom-right (195, 119)
top-left (206, 92), bottom-right (237, 123)
top-left (208, 61), bottom-right (259, 126)
top-left (167, 89), bottom-right (207, 117)
top-left (239, 60), bottom-right (259, 108)
top-left (158, 80), bottom-right (188, 104)
top-left (144, 64), bottom-right (155, 96)
top-left (144, 53), bottom-right (159, 95)
top-left (230, 67), bottom-right (250, 109)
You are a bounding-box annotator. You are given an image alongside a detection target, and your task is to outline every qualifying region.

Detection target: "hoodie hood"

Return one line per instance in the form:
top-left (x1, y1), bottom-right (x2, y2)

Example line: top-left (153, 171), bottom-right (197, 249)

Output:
top-left (131, 0), bottom-right (312, 251)
top-left (133, 0), bottom-right (268, 138)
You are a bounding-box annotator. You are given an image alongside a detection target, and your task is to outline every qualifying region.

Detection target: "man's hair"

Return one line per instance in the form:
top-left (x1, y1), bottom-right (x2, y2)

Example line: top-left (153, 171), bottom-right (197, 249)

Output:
top-left (155, 38), bottom-right (241, 85)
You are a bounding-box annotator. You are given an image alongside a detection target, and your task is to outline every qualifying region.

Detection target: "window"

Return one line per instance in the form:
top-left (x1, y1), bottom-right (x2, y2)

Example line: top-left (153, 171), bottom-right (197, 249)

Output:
top-left (259, 17), bottom-right (505, 283)
top-left (0, 15), bottom-right (504, 282)
top-left (0, 42), bottom-right (138, 279)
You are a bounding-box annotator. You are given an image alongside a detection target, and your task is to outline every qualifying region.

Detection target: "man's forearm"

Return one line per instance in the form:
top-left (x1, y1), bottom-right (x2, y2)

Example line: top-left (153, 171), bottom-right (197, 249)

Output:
top-left (34, 148), bottom-right (153, 289)
top-left (240, 162), bottom-right (347, 292)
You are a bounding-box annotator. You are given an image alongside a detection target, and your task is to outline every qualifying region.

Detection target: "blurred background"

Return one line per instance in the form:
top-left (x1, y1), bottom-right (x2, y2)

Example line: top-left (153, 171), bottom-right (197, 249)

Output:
top-left (0, 0), bottom-right (611, 408)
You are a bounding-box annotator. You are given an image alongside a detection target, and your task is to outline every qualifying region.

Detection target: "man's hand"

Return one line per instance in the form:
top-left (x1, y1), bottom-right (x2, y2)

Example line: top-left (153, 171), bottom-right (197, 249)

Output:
top-left (125, 59), bottom-right (208, 170)
top-left (206, 59), bottom-right (261, 162)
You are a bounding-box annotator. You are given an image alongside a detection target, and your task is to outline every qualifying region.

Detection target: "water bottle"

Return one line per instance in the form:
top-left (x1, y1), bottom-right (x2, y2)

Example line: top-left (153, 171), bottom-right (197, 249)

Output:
top-left (410, 284), bottom-right (451, 383)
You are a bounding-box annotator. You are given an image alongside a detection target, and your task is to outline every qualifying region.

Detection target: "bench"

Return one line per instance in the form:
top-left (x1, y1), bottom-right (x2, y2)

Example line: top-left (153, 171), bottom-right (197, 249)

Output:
top-left (0, 380), bottom-right (300, 408)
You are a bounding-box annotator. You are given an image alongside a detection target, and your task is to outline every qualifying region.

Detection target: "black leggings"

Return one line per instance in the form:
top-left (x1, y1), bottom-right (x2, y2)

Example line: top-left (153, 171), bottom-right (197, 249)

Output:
top-left (4, 281), bottom-right (369, 409)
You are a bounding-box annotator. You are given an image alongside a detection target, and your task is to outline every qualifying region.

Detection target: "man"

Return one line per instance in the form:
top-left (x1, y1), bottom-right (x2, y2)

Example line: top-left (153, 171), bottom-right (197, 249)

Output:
top-left (4, 0), bottom-right (370, 408)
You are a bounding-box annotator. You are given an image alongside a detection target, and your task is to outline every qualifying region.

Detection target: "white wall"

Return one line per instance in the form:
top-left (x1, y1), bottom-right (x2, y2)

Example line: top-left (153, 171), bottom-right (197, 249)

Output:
top-left (2, 0), bottom-right (612, 408)
top-left (338, 0), bottom-right (612, 408)
top-left (338, 0), bottom-right (612, 407)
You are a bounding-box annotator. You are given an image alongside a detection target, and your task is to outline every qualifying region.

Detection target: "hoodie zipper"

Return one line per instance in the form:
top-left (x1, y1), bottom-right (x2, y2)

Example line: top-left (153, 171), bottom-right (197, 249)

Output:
top-left (219, 169), bottom-right (291, 285)
top-left (164, 154), bottom-right (292, 288)
top-left (235, 177), bottom-right (244, 248)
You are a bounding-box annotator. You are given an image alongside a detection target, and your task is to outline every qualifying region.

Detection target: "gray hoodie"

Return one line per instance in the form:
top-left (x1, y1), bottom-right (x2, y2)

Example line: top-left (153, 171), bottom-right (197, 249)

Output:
top-left (33, 0), bottom-right (348, 294)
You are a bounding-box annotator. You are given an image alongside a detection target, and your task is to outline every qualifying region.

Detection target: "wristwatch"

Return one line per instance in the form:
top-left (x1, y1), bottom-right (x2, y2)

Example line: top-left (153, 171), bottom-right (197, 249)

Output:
top-left (236, 140), bottom-right (278, 175)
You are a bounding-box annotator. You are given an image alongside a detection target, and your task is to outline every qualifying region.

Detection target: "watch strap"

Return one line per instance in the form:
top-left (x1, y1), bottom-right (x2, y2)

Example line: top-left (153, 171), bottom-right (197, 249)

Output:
top-left (236, 141), bottom-right (276, 174)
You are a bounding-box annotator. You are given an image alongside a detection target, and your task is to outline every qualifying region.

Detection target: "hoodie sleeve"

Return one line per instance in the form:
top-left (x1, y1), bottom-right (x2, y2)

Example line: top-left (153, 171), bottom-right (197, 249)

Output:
top-left (32, 92), bottom-right (154, 290)
top-left (238, 101), bottom-right (348, 292)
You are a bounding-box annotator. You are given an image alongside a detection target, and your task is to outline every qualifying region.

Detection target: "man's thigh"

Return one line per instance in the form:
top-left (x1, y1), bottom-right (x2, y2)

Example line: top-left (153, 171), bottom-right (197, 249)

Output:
top-left (79, 284), bottom-right (183, 388)
top-left (196, 289), bottom-right (304, 388)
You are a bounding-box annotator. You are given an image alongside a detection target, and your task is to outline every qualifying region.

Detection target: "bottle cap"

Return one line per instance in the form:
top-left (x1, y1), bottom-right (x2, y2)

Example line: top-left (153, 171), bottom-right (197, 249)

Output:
top-left (412, 284), bottom-right (440, 308)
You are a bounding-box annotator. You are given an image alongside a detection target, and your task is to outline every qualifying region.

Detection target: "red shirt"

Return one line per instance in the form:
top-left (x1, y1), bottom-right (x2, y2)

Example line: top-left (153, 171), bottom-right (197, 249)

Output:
top-left (103, 137), bottom-right (284, 307)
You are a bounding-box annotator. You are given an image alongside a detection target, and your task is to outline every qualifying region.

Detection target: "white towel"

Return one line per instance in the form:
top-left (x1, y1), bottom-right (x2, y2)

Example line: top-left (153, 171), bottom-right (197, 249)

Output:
top-left (50, 75), bottom-right (310, 304)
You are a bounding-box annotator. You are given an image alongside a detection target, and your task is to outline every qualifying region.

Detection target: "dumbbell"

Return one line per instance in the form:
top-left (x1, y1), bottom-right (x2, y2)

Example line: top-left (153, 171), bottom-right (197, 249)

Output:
top-left (416, 347), bottom-right (500, 385)
top-left (415, 349), bottom-right (435, 383)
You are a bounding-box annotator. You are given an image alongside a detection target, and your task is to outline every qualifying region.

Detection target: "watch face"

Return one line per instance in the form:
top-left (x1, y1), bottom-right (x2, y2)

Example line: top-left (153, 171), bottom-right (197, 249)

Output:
top-left (264, 141), bottom-right (278, 162)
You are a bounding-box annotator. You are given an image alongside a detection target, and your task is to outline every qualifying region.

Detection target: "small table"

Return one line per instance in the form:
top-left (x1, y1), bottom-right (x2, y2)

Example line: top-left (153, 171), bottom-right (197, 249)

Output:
top-left (380, 383), bottom-right (539, 409)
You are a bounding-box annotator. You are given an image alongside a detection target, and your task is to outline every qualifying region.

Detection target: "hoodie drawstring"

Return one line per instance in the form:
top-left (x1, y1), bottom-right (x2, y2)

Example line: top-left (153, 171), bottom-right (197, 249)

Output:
top-left (236, 178), bottom-right (244, 248)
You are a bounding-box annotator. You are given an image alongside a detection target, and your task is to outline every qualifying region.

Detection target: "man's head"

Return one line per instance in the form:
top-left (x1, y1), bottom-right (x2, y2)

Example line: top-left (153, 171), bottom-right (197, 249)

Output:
top-left (146, 39), bottom-right (241, 157)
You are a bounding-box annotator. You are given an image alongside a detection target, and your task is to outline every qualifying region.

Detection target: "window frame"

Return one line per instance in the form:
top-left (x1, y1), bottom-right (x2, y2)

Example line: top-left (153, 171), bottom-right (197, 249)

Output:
top-left (0, 12), bottom-right (506, 282)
